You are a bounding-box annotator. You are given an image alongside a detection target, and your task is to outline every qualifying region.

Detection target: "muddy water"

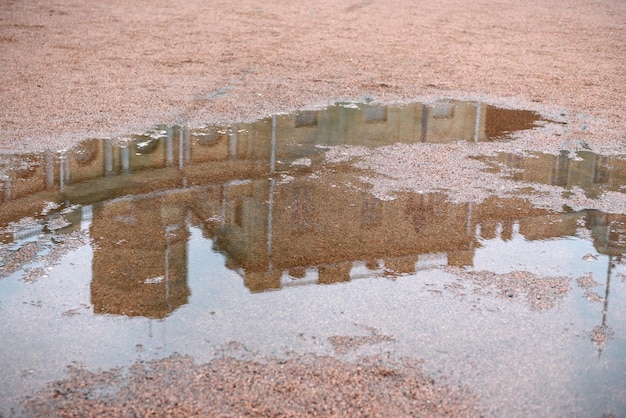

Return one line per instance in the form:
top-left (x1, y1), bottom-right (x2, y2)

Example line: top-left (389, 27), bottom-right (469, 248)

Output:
top-left (0, 101), bottom-right (625, 416)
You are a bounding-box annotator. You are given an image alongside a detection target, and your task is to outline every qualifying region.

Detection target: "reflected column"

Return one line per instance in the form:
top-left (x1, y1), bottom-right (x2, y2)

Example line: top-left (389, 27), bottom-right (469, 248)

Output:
top-left (473, 103), bottom-right (486, 143)
top-left (267, 115), bottom-right (277, 268)
top-left (178, 127), bottom-right (190, 187)
top-left (58, 151), bottom-right (70, 191)
top-left (420, 106), bottom-right (429, 142)
top-left (104, 139), bottom-right (114, 176)
top-left (228, 125), bottom-right (238, 159)
top-left (3, 171), bottom-right (11, 201)
top-left (45, 152), bottom-right (55, 188)
top-left (120, 143), bottom-right (130, 174)
top-left (166, 127), bottom-right (175, 167)
top-left (179, 128), bottom-right (184, 171)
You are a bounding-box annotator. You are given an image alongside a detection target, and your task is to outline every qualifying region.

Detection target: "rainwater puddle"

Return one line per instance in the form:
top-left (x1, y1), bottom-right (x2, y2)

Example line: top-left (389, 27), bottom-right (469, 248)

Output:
top-left (478, 150), bottom-right (626, 199)
top-left (0, 100), bottom-right (625, 417)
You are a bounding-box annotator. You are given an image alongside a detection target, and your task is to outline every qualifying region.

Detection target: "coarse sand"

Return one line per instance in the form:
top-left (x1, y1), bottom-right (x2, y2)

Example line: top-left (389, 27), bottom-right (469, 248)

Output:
top-left (1, 0), bottom-right (625, 154)
top-left (23, 354), bottom-right (481, 417)
top-left (2, 1), bottom-right (626, 416)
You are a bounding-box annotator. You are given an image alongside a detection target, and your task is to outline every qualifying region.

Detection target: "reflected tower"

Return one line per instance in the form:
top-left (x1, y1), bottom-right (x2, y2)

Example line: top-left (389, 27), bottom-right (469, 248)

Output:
top-left (90, 194), bottom-right (190, 319)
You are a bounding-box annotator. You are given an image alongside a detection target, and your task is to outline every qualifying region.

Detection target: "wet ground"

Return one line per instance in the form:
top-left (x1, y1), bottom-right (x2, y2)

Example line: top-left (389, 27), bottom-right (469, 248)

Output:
top-left (0, 100), bottom-right (625, 416)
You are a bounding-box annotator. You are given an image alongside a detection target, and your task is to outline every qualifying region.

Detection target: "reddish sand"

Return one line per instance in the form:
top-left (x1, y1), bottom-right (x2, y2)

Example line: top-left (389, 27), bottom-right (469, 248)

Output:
top-left (1, 0), bottom-right (625, 153)
top-left (2, 1), bottom-right (625, 416)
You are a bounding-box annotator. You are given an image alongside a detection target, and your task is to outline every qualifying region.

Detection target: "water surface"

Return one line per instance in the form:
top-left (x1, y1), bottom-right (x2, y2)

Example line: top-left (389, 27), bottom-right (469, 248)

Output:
top-left (0, 100), bottom-right (624, 417)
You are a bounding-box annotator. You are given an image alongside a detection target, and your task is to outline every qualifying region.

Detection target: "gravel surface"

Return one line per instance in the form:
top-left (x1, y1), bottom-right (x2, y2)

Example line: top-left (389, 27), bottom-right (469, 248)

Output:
top-left (2, 1), bottom-right (625, 416)
top-left (22, 354), bottom-right (481, 417)
top-left (1, 0), bottom-right (625, 154)
top-left (444, 267), bottom-right (571, 311)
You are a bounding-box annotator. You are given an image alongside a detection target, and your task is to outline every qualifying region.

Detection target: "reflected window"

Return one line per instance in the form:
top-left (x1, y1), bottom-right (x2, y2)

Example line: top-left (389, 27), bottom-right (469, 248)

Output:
top-left (407, 194), bottom-right (434, 233)
top-left (431, 103), bottom-right (454, 119)
top-left (13, 157), bottom-right (40, 179)
top-left (506, 154), bottom-right (524, 181)
top-left (133, 137), bottom-right (159, 155)
top-left (194, 128), bottom-right (221, 146)
top-left (364, 105), bottom-right (387, 123)
top-left (295, 111), bottom-right (318, 128)
top-left (607, 219), bottom-right (626, 252)
top-left (73, 141), bottom-right (99, 166)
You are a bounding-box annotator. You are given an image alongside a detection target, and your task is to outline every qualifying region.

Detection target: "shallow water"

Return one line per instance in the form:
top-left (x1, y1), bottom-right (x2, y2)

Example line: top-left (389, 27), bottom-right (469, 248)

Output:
top-left (0, 100), bottom-right (625, 416)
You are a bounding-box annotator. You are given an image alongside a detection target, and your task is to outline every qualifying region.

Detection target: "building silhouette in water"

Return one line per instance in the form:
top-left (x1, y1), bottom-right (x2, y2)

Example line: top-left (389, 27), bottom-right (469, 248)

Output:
top-left (0, 101), bottom-right (624, 312)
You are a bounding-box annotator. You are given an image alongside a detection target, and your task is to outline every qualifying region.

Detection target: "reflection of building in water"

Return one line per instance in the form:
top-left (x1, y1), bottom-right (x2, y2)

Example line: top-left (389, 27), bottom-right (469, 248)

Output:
top-left (485, 151), bottom-right (626, 199)
top-left (586, 209), bottom-right (625, 355)
top-left (0, 101), bottom-right (623, 298)
top-left (90, 192), bottom-right (190, 319)
top-left (587, 211), bottom-right (626, 257)
top-left (0, 100), bottom-right (544, 213)
top-left (228, 186), bottom-right (624, 292)
top-left (211, 176), bottom-right (615, 292)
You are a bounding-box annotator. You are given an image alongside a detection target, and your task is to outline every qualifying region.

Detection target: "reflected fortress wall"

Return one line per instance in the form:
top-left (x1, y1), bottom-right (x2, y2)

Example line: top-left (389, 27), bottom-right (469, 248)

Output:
top-left (215, 181), bottom-right (572, 291)
top-left (0, 102), bottom-right (624, 299)
top-left (90, 193), bottom-right (191, 318)
top-left (0, 101), bottom-right (536, 209)
top-left (488, 151), bottom-right (626, 199)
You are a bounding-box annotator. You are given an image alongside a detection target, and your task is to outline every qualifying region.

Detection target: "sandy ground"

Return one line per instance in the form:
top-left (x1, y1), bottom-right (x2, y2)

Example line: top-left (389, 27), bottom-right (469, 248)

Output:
top-left (2, 1), bottom-right (626, 416)
top-left (1, 0), bottom-right (625, 154)
top-left (22, 354), bottom-right (481, 417)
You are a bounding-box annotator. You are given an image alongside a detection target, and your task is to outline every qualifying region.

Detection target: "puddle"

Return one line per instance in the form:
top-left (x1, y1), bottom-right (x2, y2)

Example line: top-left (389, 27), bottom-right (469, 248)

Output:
top-left (477, 150), bottom-right (626, 199)
top-left (0, 100), bottom-right (625, 417)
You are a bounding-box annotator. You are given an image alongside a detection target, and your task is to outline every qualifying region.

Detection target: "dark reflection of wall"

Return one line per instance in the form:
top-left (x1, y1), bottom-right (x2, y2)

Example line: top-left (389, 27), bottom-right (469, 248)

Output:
top-left (484, 106), bottom-right (541, 140)
top-left (587, 211), bottom-right (626, 257)
top-left (0, 152), bottom-right (56, 227)
top-left (67, 140), bottom-right (106, 181)
top-left (228, 178), bottom-right (626, 291)
top-left (202, 160), bottom-right (624, 292)
top-left (484, 151), bottom-right (626, 199)
top-left (209, 172), bottom-right (587, 292)
top-left (90, 194), bottom-right (190, 319)
top-left (0, 100), bottom-right (542, 218)
top-left (0, 153), bottom-right (54, 200)
top-left (1, 102), bottom-right (624, 297)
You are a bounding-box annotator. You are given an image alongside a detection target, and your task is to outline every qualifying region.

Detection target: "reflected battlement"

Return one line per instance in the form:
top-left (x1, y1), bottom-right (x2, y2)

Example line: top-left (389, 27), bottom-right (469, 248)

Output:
top-left (206, 177), bottom-right (625, 292)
